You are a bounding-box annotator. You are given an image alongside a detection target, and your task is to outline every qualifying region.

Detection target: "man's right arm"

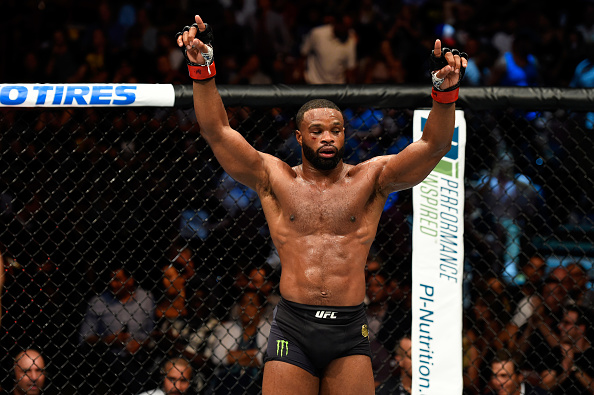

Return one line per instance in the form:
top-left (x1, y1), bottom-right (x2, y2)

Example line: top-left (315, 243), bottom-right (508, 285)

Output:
top-left (192, 79), bottom-right (265, 190)
top-left (178, 15), bottom-right (266, 191)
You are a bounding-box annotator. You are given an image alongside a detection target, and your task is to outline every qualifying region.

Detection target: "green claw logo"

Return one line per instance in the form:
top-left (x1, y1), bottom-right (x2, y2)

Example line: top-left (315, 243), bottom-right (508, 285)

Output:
top-left (276, 340), bottom-right (289, 357)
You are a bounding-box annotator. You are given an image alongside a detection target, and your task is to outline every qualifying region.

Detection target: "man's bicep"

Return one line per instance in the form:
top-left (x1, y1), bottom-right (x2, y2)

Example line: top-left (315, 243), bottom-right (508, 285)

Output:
top-left (377, 141), bottom-right (443, 193)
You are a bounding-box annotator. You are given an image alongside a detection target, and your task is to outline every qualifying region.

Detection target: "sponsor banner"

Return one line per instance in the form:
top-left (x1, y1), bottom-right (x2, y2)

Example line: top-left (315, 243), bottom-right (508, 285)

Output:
top-left (0, 84), bottom-right (175, 107)
top-left (412, 110), bottom-right (465, 394)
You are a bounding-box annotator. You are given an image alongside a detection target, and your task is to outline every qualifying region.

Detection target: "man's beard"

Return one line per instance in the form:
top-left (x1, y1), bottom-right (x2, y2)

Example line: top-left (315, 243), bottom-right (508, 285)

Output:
top-left (302, 143), bottom-right (344, 170)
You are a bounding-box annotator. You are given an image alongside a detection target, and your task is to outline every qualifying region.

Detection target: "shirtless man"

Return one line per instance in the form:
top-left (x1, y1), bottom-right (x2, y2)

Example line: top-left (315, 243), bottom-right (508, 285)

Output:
top-left (177, 14), bottom-right (467, 395)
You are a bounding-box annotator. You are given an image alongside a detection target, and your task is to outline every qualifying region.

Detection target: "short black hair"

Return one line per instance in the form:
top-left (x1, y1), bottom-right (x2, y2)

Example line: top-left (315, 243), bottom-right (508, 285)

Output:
top-left (295, 99), bottom-right (341, 130)
top-left (567, 305), bottom-right (594, 341)
top-left (491, 349), bottom-right (520, 375)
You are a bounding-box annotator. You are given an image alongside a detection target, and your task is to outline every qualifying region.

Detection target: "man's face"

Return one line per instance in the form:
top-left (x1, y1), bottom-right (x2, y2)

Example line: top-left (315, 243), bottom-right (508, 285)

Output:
top-left (558, 310), bottom-right (585, 343)
top-left (239, 292), bottom-right (262, 325)
top-left (366, 274), bottom-right (389, 304)
top-left (395, 338), bottom-right (412, 378)
top-left (296, 108), bottom-right (345, 170)
top-left (162, 362), bottom-right (192, 394)
top-left (490, 361), bottom-right (520, 395)
top-left (14, 351), bottom-right (46, 395)
top-left (542, 281), bottom-right (567, 311)
top-left (522, 256), bottom-right (546, 285)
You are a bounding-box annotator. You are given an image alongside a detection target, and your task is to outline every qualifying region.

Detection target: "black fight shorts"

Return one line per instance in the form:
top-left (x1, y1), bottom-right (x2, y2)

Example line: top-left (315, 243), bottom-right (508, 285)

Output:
top-left (265, 298), bottom-right (371, 377)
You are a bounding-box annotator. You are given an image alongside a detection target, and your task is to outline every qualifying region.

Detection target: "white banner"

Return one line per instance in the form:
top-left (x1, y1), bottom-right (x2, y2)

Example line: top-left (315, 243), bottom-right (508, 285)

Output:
top-left (0, 84), bottom-right (175, 107)
top-left (411, 109), bottom-right (465, 395)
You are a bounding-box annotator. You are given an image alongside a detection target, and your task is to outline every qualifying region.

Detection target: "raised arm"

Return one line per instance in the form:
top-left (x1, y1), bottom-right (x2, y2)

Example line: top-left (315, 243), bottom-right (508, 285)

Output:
top-left (176, 15), bottom-right (267, 190)
top-left (376, 39), bottom-right (468, 195)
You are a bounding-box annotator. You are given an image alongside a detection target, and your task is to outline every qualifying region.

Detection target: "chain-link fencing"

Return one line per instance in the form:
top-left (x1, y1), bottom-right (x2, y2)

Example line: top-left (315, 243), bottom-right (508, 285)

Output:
top-left (0, 85), bottom-right (593, 394)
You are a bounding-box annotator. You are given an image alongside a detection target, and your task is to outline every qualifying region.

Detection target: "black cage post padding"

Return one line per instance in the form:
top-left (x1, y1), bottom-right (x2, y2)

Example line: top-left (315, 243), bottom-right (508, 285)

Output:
top-left (174, 84), bottom-right (594, 110)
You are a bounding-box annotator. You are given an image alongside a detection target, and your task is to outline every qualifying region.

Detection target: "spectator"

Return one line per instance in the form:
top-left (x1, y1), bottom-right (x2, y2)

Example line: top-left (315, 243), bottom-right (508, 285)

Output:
top-left (79, 266), bottom-right (156, 394)
top-left (376, 335), bottom-right (412, 395)
top-left (475, 152), bottom-right (543, 283)
top-left (565, 263), bottom-right (590, 307)
top-left (156, 31), bottom-right (186, 75)
top-left (138, 357), bottom-right (194, 395)
top-left (463, 278), bottom-right (511, 394)
top-left (248, 0), bottom-right (293, 82)
top-left (300, 10), bottom-right (357, 84)
top-left (343, 107), bottom-right (385, 163)
top-left (155, 54), bottom-right (186, 85)
top-left (205, 291), bottom-right (270, 394)
top-left (486, 349), bottom-right (551, 395)
top-left (379, 4), bottom-right (429, 84)
top-left (45, 28), bottom-right (78, 82)
top-left (365, 269), bottom-right (396, 386)
top-left (509, 272), bottom-right (570, 387)
top-left (228, 54), bottom-right (273, 85)
top-left (156, 246), bottom-right (195, 325)
top-left (13, 349), bottom-right (46, 395)
top-left (505, 255), bottom-right (548, 342)
top-left (488, 30), bottom-right (541, 87)
top-left (241, 264), bottom-right (280, 323)
top-left (68, 28), bottom-right (112, 83)
top-left (541, 306), bottom-right (594, 394)
top-left (153, 246), bottom-right (196, 363)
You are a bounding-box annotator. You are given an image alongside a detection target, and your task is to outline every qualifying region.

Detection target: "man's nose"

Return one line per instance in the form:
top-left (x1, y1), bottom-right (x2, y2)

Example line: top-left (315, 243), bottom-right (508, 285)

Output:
top-left (320, 130), bottom-right (334, 142)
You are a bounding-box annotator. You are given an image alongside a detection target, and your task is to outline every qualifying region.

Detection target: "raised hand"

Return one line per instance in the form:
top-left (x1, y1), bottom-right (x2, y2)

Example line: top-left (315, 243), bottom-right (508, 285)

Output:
top-left (429, 39), bottom-right (468, 103)
top-left (175, 15), bottom-right (216, 80)
top-left (176, 15), bottom-right (209, 64)
top-left (432, 39), bottom-right (468, 91)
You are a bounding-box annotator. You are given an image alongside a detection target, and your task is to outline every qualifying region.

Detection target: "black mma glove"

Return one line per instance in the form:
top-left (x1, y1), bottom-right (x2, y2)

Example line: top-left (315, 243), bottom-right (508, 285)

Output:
top-left (175, 23), bottom-right (216, 80)
top-left (430, 47), bottom-right (468, 103)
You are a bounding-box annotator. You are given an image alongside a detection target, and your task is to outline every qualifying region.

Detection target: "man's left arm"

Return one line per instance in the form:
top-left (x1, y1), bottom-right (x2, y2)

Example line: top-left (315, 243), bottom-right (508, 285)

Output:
top-left (376, 39), bottom-right (467, 195)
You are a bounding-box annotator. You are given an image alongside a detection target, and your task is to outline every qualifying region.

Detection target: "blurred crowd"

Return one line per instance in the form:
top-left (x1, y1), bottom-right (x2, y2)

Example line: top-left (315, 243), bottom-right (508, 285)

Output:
top-left (1, 0), bottom-right (594, 394)
top-left (1, 0), bottom-right (594, 87)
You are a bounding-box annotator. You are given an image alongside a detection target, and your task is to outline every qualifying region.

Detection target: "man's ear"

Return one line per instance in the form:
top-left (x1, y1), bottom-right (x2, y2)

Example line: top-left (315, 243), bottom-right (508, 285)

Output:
top-left (295, 130), bottom-right (302, 146)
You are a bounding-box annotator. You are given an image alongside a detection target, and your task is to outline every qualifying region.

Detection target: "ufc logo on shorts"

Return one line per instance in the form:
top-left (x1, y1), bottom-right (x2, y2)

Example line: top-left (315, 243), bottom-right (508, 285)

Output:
top-left (315, 311), bottom-right (337, 319)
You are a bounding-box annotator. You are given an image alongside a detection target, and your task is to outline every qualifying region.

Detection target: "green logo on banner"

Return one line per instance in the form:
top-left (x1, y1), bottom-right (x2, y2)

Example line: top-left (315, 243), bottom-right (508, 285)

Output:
top-left (276, 340), bottom-right (289, 357)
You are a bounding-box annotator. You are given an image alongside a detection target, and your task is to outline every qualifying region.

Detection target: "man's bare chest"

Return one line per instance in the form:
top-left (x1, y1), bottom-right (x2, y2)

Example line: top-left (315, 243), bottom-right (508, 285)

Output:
top-left (266, 176), bottom-right (381, 234)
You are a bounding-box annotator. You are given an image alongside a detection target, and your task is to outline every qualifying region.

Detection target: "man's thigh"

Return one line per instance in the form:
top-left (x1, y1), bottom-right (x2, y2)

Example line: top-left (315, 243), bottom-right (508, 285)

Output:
top-left (262, 361), bottom-right (320, 395)
top-left (320, 355), bottom-right (374, 395)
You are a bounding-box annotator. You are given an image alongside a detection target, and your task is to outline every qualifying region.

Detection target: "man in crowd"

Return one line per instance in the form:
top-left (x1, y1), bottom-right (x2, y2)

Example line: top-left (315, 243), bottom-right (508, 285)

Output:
top-left (13, 349), bottom-right (46, 395)
top-left (79, 265), bottom-right (155, 393)
top-left (487, 350), bottom-right (550, 395)
top-left (138, 357), bottom-right (194, 395)
top-left (376, 335), bottom-right (413, 395)
top-left (542, 306), bottom-right (594, 394)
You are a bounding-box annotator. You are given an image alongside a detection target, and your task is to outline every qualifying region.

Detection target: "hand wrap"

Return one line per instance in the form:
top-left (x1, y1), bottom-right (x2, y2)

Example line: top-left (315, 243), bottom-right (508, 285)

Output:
top-left (175, 23), bottom-right (216, 81)
top-left (429, 47), bottom-right (468, 104)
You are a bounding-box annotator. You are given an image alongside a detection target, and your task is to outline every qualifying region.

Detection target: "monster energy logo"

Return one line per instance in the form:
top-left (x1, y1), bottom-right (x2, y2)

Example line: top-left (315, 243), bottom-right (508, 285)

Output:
top-left (276, 340), bottom-right (289, 357)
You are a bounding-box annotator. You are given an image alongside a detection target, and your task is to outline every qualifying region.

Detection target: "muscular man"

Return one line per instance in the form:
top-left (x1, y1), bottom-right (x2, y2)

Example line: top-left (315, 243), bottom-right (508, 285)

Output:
top-left (177, 14), bottom-right (467, 395)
